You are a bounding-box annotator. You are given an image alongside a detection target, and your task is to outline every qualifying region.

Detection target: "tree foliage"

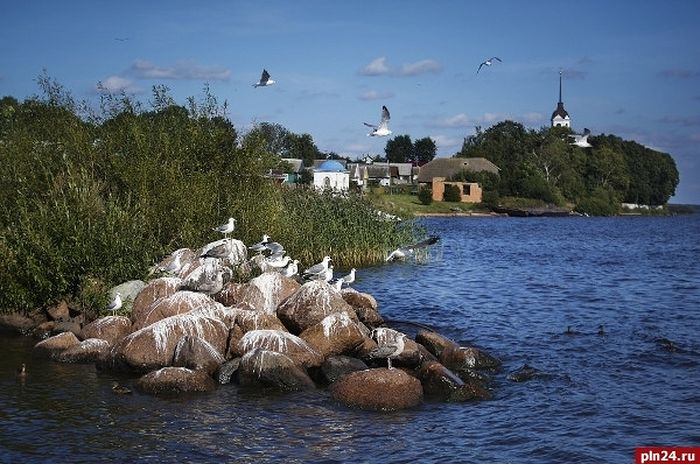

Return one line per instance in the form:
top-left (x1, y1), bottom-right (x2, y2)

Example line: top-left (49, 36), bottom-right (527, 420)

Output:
top-left (385, 134), bottom-right (436, 164)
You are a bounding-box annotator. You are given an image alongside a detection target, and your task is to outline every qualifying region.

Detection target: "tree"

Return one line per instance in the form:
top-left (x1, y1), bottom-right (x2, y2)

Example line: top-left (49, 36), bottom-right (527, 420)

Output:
top-left (248, 122), bottom-right (291, 157)
top-left (385, 135), bottom-right (414, 163)
top-left (414, 137), bottom-right (437, 164)
top-left (288, 133), bottom-right (320, 167)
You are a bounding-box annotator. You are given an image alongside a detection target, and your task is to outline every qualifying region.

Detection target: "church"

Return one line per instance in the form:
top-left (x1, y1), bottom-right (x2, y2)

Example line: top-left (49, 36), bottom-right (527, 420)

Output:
top-left (551, 70), bottom-right (571, 128)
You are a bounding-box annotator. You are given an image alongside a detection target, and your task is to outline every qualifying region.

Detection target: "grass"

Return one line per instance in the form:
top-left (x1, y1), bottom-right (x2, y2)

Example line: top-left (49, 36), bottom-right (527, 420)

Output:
top-left (368, 191), bottom-right (491, 216)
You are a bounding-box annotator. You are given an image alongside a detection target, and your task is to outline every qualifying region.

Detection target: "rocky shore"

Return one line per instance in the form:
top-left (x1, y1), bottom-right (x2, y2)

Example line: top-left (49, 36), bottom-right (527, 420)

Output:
top-left (1, 238), bottom-right (501, 412)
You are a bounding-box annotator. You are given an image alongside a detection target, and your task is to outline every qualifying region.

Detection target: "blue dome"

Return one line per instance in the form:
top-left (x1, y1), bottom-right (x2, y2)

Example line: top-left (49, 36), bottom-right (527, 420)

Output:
top-left (317, 160), bottom-right (346, 172)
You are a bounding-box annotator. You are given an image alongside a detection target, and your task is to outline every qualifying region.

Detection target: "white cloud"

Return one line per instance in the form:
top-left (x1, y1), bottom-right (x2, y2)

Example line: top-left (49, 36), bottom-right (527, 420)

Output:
top-left (129, 59), bottom-right (231, 80)
top-left (96, 76), bottom-right (142, 94)
top-left (360, 57), bottom-right (390, 76)
top-left (431, 134), bottom-right (463, 154)
top-left (398, 59), bottom-right (442, 76)
top-left (358, 90), bottom-right (395, 101)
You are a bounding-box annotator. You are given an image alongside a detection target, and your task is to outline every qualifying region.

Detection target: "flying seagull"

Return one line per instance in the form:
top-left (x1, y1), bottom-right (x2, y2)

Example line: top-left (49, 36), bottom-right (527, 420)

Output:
top-left (477, 56), bottom-right (502, 74)
top-left (569, 128), bottom-right (592, 148)
top-left (364, 105), bottom-right (392, 137)
top-left (254, 69), bottom-right (275, 87)
top-left (386, 235), bottom-right (440, 262)
top-left (212, 217), bottom-right (236, 238)
top-left (107, 292), bottom-right (122, 315)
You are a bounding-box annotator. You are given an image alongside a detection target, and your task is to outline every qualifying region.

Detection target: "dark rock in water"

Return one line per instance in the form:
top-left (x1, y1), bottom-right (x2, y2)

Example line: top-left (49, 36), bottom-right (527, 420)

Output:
top-left (33, 332), bottom-right (81, 360)
top-left (172, 335), bottom-right (226, 375)
top-left (507, 364), bottom-right (540, 382)
top-left (215, 359), bottom-right (241, 385)
top-left (237, 348), bottom-right (316, 391)
top-left (417, 360), bottom-right (492, 402)
top-left (0, 313), bottom-right (40, 334)
top-left (563, 326), bottom-right (579, 335)
top-left (440, 345), bottom-right (501, 371)
top-left (330, 368), bottom-right (423, 411)
top-left (80, 316), bottom-right (132, 347)
top-left (655, 337), bottom-right (682, 353)
top-left (415, 330), bottom-right (460, 359)
top-left (136, 367), bottom-right (217, 395)
top-left (310, 355), bottom-right (368, 385)
top-left (454, 367), bottom-right (492, 384)
top-left (57, 338), bottom-right (111, 364)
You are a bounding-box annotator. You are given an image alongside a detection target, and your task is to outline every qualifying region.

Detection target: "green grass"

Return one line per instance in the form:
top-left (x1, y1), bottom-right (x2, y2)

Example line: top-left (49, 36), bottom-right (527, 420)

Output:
top-left (368, 191), bottom-right (490, 216)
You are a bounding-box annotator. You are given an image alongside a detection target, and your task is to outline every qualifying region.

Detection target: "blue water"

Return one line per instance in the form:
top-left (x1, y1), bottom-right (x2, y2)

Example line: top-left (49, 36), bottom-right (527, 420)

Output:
top-left (2, 215), bottom-right (699, 463)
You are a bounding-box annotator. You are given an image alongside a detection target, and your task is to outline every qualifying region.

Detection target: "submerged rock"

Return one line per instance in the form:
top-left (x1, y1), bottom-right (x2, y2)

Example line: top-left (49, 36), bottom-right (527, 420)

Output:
top-left (415, 330), bottom-right (460, 359)
top-left (238, 348), bottom-right (316, 391)
top-left (418, 360), bottom-right (492, 401)
top-left (440, 345), bottom-right (501, 371)
top-left (57, 338), bottom-right (111, 364)
top-left (507, 363), bottom-right (540, 382)
top-left (136, 367), bottom-right (217, 395)
top-left (33, 332), bottom-right (80, 360)
top-left (331, 368), bottom-right (423, 411)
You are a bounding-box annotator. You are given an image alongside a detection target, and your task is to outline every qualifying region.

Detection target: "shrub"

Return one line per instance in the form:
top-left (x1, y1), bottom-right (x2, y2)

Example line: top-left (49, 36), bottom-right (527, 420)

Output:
top-left (443, 184), bottom-right (462, 202)
top-left (417, 187), bottom-right (433, 205)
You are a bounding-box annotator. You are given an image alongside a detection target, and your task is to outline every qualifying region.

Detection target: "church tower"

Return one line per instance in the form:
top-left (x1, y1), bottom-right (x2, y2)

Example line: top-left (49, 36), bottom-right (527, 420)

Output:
top-left (551, 70), bottom-right (571, 128)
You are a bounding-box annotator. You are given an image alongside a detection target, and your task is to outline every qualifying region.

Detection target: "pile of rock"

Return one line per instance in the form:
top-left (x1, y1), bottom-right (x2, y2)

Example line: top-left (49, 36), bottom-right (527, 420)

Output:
top-left (6, 239), bottom-right (501, 411)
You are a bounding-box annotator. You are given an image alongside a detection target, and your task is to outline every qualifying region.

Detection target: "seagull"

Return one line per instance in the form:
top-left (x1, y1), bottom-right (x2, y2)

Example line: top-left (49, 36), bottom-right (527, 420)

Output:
top-left (107, 292), bottom-right (122, 315)
top-left (386, 235), bottom-right (440, 262)
top-left (265, 254), bottom-right (291, 269)
top-left (201, 239), bottom-right (232, 260)
top-left (569, 128), bottom-right (593, 148)
top-left (253, 69), bottom-right (275, 87)
top-left (157, 253), bottom-right (182, 274)
top-left (477, 56), bottom-right (502, 74)
top-left (263, 241), bottom-right (285, 256)
top-left (368, 328), bottom-right (406, 369)
top-left (281, 259), bottom-right (299, 278)
top-left (332, 278), bottom-right (345, 291)
top-left (364, 105), bottom-right (392, 137)
top-left (212, 217), bottom-right (236, 238)
top-left (302, 256), bottom-right (332, 280)
top-left (249, 234), bottom-right (271, 253)
top-left (332, 268), bottom-right (356, 288)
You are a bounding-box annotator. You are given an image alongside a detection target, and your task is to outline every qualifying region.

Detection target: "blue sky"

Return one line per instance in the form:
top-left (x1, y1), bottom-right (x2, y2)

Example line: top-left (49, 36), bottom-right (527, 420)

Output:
top-left (2, 1), bottom-right (699, 204)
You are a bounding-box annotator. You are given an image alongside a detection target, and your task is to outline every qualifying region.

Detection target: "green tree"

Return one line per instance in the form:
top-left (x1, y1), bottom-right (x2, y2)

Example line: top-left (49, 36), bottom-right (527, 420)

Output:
top-left (385, 135), bottom-right (414, 163)
top-left (413, 137), bottom-right (437, 164)
top-left (288, 133), bottom-right (320, 167)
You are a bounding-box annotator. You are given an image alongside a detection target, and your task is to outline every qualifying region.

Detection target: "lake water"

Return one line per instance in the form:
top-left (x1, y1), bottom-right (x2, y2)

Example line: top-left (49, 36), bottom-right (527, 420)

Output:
top-left (2, 214), bottom-right (699, 463)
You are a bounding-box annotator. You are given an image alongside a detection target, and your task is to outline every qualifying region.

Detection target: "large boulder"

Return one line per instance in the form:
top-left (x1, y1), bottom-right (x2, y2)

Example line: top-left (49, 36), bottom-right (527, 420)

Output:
top-left (131, 277), bottom-right (182, 322)
top-left (234, 329), bottom-right (323, 368)
top-left (172, 335), bottom-right (226, 375)
top-left (331, 368), bottom-right (423, 411)
top-left (111, 313), bottom-right (228, 373)
top-left (439, 345), bottom-right (502, 371)
top-left (214, 282), bottom-right (257, 307)
top-left (135, 367), bottom-right (217, 395)
top-left (237, 349), bottom-right (316, 391)
top-left (33, 331), bottom-right (81, 359)
top-left (246, 272), bottom-right (301, 314)
top-left (416, 330), bottom-right (460, 359)
top-left (215, 359), bottom-right (241, 385)
top-left (300, 312), bottom-right (365, 359)
top-left (277, 281), bottom-right (356, 334)
top-left (46, 300), bottom-right (70, 322)
top-left (80, 316), bottom-right (132, 346)
top-left (0, 312), bottom-right (42, 334)
top-left (152, 248), bottom-right (196, 278)
top-left (196, 238), bottom-right (247, 267)
top-left (132, 291), bottom-right (222, 330)
top-left (109, 280), bottom-right (146, 313)
top-left (417, 360), bottom-right (492, 401)
top-left (235, 311), bottom-right (288, 333)
top-left (56, 338), bottom-right (111, 364)
top-left (340, 289), bottom-right (384, 328)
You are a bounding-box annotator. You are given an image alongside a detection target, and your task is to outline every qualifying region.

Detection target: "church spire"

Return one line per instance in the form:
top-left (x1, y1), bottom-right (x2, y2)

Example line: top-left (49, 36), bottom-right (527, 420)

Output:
top-left (551, 69), bottom-right (571, 128)
top-left (559, 69), bottom-right (563, 104)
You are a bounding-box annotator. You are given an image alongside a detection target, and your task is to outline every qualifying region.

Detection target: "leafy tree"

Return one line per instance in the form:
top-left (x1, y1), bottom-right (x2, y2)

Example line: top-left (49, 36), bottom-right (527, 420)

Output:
top-left (288, 133), bottom-right (320, 167)
top-left (417, 187), bottom-right (433, 205)
top-left (443, 184), bottom-right (462, 202)
top-left (248, 122), bottom-right (292, 158)
top-left (385, 135), bottom-right (414, 163)
top-left (413, 137), bottom-right (437, 164)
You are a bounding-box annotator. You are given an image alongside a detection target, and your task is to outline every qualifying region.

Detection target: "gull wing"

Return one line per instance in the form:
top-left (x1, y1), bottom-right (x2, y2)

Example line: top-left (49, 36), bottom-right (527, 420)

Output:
top-left (492, 56), bottom-right (502, 62)
top-left (378, 106), bottom-right (390, 130)
top-left (260, 69), bottom-right (271, 84)
top-left (476, 62), bottom-right (485, 74)
top-left (364, 122), bottom-right (377, 129)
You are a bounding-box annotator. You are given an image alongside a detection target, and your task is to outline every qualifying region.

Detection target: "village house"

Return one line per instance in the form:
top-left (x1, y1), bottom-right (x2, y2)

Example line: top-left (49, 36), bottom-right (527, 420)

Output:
top-left (416, 157), bottom-right (499, 203)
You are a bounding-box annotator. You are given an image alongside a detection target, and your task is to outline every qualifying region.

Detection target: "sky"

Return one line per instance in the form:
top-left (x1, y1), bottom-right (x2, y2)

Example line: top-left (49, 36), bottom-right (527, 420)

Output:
top-left (1, 1), bottom-right (699, 204)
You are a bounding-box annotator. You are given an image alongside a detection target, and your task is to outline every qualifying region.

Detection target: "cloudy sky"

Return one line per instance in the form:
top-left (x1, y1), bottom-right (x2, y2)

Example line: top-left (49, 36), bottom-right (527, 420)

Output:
top-left (2, 1), bottom-right (699, 204)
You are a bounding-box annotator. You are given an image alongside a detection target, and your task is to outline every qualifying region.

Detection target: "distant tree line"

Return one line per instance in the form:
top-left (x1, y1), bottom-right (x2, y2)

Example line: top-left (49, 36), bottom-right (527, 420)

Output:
top-left (452, 121), bottom-right (679, 214)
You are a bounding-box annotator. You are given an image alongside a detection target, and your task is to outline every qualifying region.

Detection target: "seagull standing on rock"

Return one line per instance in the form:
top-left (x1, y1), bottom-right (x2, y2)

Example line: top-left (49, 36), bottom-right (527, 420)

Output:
top-left (281, 259), bottom-right (299, 278)
top-left (302, 256), bottom-right (332, 280)
top-left (368, 328), bottom-right (407, 370)
top-left (249, 235), bottom-right (271, 254)
top-left (213, 217), bottom-right (236, 238)
top-left (364, 105), bottom-right (392, 137)
top-left (107, 292), bottom-right (122, 315)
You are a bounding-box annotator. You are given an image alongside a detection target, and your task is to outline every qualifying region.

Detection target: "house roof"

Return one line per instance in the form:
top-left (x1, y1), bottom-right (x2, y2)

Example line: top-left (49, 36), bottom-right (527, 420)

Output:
top-left (416, 157), bottom-right (499, 183)
top-left (281, 158), bottom-right (304, 173)
top-left (317, 160), bottom-right (346, 172)
top-left (312, 159), bottom-right (348, 170)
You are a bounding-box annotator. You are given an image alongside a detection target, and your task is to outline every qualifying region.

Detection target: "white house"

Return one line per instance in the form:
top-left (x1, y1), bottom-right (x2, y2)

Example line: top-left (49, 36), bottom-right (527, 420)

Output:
top-left (313, 160), bottom-right (349, 192)
top-left (551, 70), bottom-right (571, 128)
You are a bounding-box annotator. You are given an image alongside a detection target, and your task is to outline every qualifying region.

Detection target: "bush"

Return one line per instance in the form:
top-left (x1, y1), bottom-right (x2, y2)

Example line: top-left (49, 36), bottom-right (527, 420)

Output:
top-left (417, 187), bottom-right (433, 205)
top-left (575, 188), bottom-right (621, 216)
top-left (443, 184), bottom-right (462, 202)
